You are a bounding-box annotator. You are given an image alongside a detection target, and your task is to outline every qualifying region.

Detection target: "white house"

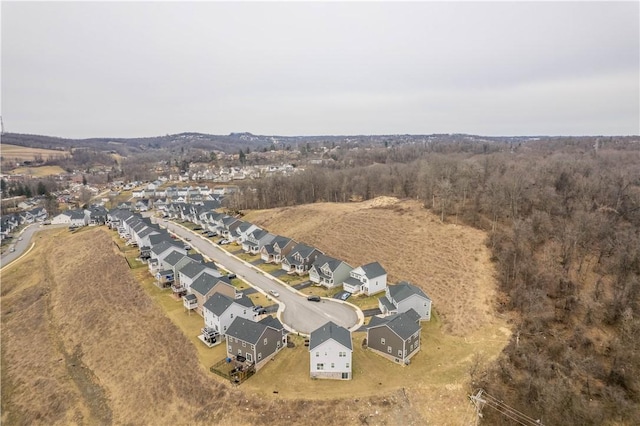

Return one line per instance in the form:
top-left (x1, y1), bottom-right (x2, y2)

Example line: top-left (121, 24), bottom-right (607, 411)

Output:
top-left (202, 293), bottom-right (256, 336)
top-left (378, 281), bottom-right (432, 321)
top-left (342, 262), bottom-right (387, 296)
top-left (309, 321), bottom-right (352, 380)
top-left (51, 210), bottom-right (87, 227)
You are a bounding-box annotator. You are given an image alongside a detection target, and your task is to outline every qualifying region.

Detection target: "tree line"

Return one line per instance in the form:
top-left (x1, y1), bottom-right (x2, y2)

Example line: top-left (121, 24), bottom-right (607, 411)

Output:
top-left (226, 137), bottom-right (640, 424)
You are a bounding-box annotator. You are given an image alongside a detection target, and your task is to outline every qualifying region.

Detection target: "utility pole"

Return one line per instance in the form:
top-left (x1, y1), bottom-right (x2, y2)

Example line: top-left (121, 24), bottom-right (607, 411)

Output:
top-left (469, 389), bottom-right (543, 426)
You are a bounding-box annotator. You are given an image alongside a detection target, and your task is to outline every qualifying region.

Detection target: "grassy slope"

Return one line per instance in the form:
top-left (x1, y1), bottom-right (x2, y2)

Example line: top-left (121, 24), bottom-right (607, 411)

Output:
top-left (243, 197), bottom-right (503, 337)
top-left (1, 199), bottom-right (509, 425)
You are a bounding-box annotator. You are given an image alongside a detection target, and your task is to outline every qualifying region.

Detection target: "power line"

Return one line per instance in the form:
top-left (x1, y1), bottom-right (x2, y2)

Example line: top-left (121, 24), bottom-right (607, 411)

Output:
top-left (470, 389), bottom-right (543, 426)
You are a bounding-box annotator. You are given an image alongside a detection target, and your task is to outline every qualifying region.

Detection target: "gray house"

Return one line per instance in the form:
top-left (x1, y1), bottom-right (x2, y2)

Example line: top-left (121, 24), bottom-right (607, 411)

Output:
top-left (242, 229), bottom-right (276, 255)
top-left (190, 274), bottom-right (236, 315)
top-left (260, 235), bottom-right (296, 263)
top-left (308, 255), bottom-right (353, 289)
top-left (281, 243), bottom-right (323, 275)
top-left (366, 309), bottom-right (421, 365)
top-left (378, 281), bottom-right (432, 321)
top-left (225, 316), bottom-right (287, 370)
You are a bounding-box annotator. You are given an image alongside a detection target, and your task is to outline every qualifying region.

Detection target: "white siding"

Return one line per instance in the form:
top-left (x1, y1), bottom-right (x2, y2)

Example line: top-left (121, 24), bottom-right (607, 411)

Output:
top-left (203, 303), bottom-right (257, 335)
top-left (310, 340), bottom-right (352, 379)
top-left (365, 273), bottom-right (387, 296)
top-left (398, 295), bottom-right (431, 321)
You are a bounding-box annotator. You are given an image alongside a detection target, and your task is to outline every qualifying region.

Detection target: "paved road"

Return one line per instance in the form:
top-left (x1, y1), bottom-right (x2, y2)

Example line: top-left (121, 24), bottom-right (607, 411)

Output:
top-left (0, 223), bottom-right (68, 267)
top-left (161, 220), bottom-right (360, 335)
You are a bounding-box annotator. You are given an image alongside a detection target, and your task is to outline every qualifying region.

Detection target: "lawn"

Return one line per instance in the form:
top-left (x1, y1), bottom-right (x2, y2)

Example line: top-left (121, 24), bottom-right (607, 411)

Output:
top-left (236, 251), bottom-right (260, 262)
top-left (257, 262), bottom-right (282, 274)
top-left (277, 273), bottom-right (307, 286)
top-left (299, 285), bottom-right (343, 299)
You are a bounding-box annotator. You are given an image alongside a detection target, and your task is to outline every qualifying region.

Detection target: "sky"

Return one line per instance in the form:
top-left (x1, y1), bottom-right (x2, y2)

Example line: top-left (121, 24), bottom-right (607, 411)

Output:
top-left (1, 1), bottom-right (638, 138)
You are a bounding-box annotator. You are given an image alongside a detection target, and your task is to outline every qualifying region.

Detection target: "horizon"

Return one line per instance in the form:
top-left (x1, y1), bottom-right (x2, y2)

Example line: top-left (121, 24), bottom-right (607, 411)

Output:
top-left (2, 2), bottom-right (638, 138)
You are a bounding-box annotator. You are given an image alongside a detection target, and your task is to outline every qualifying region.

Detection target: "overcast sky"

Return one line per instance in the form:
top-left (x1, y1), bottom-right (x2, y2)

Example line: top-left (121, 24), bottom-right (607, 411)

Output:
top-left (2, 1), bottom-right (638, 138)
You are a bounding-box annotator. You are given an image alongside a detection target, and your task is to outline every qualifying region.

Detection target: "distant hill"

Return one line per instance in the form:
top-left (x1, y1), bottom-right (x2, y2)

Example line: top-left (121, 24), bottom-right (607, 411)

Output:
top-left (1, 131), bottom-right (545, 155)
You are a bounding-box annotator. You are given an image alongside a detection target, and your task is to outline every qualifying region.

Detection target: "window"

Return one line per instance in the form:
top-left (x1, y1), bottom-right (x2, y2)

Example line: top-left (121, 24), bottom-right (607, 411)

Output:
top-left (246, 353), bottom-right (252, 362)
top-left (234, 338), bottom-right (238, 343)
top-left (339, 351), bottom-right (345, 357)
top-left (387, 346), bottom-right (392, 354)
top-left (331, 363), bottom-right (335, 369)
top-left (243, 309), bottom-right (247, 315)
top-left (410, 343), bottom-right (413, 351)
top-left (250, 345), bottom-right (254, 350)
top-left (230, 313), bottom-right (234, 318)
top-left (316, 352), bottom-right (319, 357)
top-left (346, 363), bottom-right (349, 369)
top-left (242, 342), bottom-right (246, 348)
top-left (381, 338), bottom-right (385, 345)
top-left (238, 349), bottom-right (242, 355)
top-left (317, 363), bottom-right (324, 370)
top-left (264, 338), bottom-right (268, 346)
top-left (277, 341), bottom-right (281, 348)
top-left (228, 345), bottom-right (232, 352)
top-left (258, 353), bottom-right (262, 360)
top-left (342, 372), bottom-right (349, 379)
top-left (398, 350), bottom-right (402, 357)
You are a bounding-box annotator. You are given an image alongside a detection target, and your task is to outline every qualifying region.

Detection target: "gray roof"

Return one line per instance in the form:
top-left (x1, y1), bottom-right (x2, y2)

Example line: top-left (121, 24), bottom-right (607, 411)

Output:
top-left (226, 317), bottom-right (274, 345)
top-left (184, 293), bottom-right (197, 302)
top-left (259, 315), bottom-right (284, 330)
top-left (309, 321), bottom-right (352, 351)
top-left (180, 262), bottom-right (211, 279)
top-left (367, 309), bottom-right (421, 340)
top-left (360, 262), bottom-right (386, 278)
top-left (272, 235), bottom-right (294, 250)
top-left (189, 272), bottom-right (223, 296)
top-left (388, 281), bottom-right (430, 302)
top-left (151, 240), bottom-right (182, 255)
top-left (163, 250), bottom-right (187, 267)
top-left (379, 295), bottom-right (396, 312)
top-left (291, 243), bottom-right (320, 259)
top-left (203, 293), bottom-right (254, 316)
top-left (148, 232), bottom-right (173, 246)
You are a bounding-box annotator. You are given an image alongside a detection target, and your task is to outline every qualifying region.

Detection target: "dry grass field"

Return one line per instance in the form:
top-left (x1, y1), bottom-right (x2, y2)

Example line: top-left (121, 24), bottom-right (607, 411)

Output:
top-left (0, 144), bottom-right (67, 161)
top-left (243, 197), bottom-right (503, 337)
top-left (6, 165), bottom-right (67, 177)
top-left (1, 200), bottom-right (511, 425)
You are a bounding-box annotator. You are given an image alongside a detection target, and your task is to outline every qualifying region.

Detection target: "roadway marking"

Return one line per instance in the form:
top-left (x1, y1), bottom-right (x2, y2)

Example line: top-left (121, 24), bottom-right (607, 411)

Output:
top-left (1, 242), bottom-right (36, 272)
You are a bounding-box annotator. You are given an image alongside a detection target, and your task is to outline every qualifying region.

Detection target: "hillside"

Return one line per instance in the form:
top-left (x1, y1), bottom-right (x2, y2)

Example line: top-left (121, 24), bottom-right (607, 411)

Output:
top-left (243, 197), bottom-right (504, 337)
top-left (1, 204), bottom-right (511, 425)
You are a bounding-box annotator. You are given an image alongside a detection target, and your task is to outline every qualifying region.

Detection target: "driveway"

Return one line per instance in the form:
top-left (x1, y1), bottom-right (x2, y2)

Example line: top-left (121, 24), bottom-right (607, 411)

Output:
top-left (161, 221), bottom-right (360, 335)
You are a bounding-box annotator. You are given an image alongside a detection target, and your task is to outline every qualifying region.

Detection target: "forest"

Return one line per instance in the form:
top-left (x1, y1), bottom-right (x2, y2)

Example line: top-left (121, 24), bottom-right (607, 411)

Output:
top-left (226, 137), bottom-right (640, 425)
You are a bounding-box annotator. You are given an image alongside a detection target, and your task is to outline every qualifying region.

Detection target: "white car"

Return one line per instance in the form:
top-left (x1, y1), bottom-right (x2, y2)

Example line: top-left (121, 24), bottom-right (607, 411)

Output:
top-left (269, 290), bottom-right (280, 297)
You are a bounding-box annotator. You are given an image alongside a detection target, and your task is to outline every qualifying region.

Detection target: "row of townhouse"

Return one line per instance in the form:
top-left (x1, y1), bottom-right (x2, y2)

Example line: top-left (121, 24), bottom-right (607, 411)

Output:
top-left (106, 208), bottom-right (289, 376)
top-left (1, 207), bottom-right (48, 240)
top-left (132, 185), bottom-right (215, 200)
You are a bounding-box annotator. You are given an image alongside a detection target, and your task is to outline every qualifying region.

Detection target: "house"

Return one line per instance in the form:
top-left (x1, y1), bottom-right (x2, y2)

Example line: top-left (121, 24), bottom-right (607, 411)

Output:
top-left (309, 321), bottom-right (352, 380)
top-left (51, 210), bottom-right (87, 227)
top-left (178, 261), bottom-right (221, 293)
top-left (225, 316), bottom-right (287, 370)
top-left (202, 293), bottom-right (256, 336)
top-left (342, 262), bottom-right (387, 296)
top-left (378, 281), bottom-right (432, 321)
top-left (189, 274), bottom-right (236, 315)
top-left (281, 243), bottom-right (323, 275)
top-left (366, 309), bottom-right (421, 365)
top-left (149, 240), bottom-right (186, 266)
top-left (242, 229), bottom-right (275, 255)
top-left (260, 235), bottom-right (296, 263)
top-left (309, 255), bottom-right (353, 289)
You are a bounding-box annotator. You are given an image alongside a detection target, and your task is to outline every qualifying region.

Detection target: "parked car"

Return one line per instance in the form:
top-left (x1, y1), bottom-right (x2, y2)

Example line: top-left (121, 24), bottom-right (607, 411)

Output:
top-left (269, 290), bottom-right (280, 297)
top-left (227, 273), bottom-right (237, 280)
top-left (185, 237), bottom-right (191, 241)
top-left (307, 295), bottom-right (321, 302)
top-left (339, 292), bottom-right (351, 301)
top-left (9, 246), bottom-right (15, 253)
top-left (252, 305), bottom-right (263, 311)
top-left (255, 308), bottom-right (267, 315)
top-left (218, 239), bottom-right (229, 245)
top-left (193, 226), bottom-right (202, 231)
top-left (184, 245), bottom-right (192, 251)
